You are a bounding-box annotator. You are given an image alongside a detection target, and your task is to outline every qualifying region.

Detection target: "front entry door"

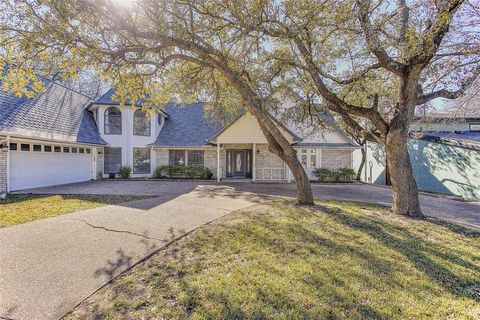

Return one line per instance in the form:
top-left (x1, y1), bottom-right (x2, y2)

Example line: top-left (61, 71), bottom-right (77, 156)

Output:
top-left (226, 150), bottom-right (252, 178)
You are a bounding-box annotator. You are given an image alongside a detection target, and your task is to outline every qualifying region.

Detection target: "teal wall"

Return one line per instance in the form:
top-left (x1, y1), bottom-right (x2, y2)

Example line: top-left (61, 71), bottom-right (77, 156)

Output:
top-left (408, 139), bottom-right (480, 201)
top-left (354, 140), bottom-right (480, 200)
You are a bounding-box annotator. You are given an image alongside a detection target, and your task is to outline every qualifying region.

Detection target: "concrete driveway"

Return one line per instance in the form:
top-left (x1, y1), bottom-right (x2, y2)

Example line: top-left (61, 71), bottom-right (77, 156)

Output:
top-left (2, 180), bottom-right (479, 319)
top-left (0, 185), bottom-right (274, 320)
top-left (16, 180), bottom-right (480, 230)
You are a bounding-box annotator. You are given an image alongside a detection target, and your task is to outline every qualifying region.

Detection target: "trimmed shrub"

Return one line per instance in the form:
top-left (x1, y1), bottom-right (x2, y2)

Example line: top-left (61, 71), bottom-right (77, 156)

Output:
top-left (338, 168), bottom-right (356, 182)
top-left (153, 165), bottom-right (213, 180)
top-left (202, 167), bottom-right (213, 179)
top-left (313, 167), bottom-right (355, 182)
top-left (313, 168), bottom-right (331, 182)
top-left (119, 165), bottom-right (131, 179)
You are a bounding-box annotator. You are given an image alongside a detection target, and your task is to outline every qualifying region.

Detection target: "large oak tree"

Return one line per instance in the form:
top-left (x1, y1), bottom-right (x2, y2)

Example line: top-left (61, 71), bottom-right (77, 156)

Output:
top-left (209, 0), bottom-right (479, 217)
top-left (0, 0), bottom-right (314, 204)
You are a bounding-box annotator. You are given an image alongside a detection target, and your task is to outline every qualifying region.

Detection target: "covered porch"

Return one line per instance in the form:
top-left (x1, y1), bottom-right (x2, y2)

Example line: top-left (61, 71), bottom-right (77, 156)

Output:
top-left (209, 114), bottom-right (296, 183)
top-left (214, 143), bottom-right (290, 183)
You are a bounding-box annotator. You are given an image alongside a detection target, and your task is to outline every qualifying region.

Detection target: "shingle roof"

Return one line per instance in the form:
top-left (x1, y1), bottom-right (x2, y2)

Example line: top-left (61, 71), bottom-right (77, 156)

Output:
top-left (94, 88), bottom-right (118, 105)
top-left (315, 109), bottom-right (358, 147)
top-left (150, 102), bottom-right (223, 146)
top-left (92, 88), bottom-right (169, 118)
top-left (0, 78), bottom-right (106, 145)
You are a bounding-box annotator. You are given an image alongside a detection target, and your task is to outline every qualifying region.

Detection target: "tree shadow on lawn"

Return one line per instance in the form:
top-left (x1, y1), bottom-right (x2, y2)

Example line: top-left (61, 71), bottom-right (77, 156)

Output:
top-left (313, 202), bottom-right (480, 301)
top-left (70, 200), bottom-right (480, 319)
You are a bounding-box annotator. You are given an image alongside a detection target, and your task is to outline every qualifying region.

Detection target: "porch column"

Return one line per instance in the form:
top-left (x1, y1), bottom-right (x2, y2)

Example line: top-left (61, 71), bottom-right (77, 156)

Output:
top-left (216, 143), bottom-right (221, 182)
top-left (252, 143), bottom-right (256, 182)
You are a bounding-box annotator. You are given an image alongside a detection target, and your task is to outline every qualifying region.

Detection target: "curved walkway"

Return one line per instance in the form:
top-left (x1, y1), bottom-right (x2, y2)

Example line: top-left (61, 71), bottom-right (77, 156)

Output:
top-left (2, 181), bottom-right (479, 319)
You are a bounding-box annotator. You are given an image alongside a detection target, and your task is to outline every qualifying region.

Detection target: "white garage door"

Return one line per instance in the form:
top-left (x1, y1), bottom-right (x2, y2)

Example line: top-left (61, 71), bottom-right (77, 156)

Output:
top-left (10, 145), bottom-right (93, 191)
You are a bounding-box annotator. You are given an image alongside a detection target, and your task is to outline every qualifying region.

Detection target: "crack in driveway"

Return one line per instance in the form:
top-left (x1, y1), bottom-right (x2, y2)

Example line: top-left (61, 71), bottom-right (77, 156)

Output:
top-left (73, 218), bottom-right (164, 241)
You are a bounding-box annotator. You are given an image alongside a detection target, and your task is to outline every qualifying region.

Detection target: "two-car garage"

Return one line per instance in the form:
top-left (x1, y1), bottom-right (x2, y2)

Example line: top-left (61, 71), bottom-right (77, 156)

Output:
top-left (8, 141), bottom-right (95, 191)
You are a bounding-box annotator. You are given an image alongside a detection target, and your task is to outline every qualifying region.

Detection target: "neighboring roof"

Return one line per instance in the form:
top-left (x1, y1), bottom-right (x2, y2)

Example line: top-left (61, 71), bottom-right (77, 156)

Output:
top-left (150, 103), bottom-right (223, 147)
top-left (412, 114), bottom-right (480, 122)
top-left (0, 78), bottom-right (106, 145)
top-left (410, 131), bottom-right (480, 150)
top-left (92, 88), bottom-right (169, 118)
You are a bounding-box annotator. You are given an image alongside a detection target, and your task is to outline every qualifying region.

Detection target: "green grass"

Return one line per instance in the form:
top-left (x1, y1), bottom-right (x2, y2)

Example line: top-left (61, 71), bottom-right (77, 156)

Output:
top-left (0, 194), bottom-right (149, 227)
top-left (66, 200), bottom-right (480, 320)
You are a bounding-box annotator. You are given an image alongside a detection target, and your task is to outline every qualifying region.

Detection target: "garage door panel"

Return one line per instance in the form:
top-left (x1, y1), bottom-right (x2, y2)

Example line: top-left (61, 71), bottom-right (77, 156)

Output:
top-left (10, 151), bottom-right (92, 191)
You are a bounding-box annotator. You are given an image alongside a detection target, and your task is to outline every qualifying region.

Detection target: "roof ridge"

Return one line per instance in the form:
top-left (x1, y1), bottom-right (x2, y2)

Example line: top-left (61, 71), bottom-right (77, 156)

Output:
top-left (43, 77), bottom-right (94, 100)
top-left (1, 62), bottom-right (94, 100)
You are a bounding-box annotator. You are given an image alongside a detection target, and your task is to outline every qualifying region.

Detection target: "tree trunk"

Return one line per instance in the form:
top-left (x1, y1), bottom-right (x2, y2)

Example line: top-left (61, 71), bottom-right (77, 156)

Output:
top-left (281, 154), bottom-right (314, 205)
top-left (385, 129), bottom-right (423, 218)
top-left (259, 121), bottom-right (314, 205)
top-left (213, 66), bottom-right (314, 205)
top-left (357, 145), bottom-right (366, 181)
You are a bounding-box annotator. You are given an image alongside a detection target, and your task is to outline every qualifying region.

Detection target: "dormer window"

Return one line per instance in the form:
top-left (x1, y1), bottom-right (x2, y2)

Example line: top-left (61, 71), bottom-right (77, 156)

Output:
top-left (104, 107), bottom-right (122, 135)
top-left (133, 109), bottom-right (150, 136)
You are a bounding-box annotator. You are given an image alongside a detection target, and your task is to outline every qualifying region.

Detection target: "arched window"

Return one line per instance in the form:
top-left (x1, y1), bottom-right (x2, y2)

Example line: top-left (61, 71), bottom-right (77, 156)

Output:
top-left (104, 107), bottom-right (122, 134)
top-left (133, 109), bottom-right (150, 136)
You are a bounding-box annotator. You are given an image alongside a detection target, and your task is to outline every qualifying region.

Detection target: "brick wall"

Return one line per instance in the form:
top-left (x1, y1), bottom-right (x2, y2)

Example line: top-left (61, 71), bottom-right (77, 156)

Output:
top-left (0, 137), bottom-right (7, 194)
top-left (255, 144), bottom-right (287, 180)
top-left (204, 148), bottom-right (225, 178)
top-left (321, 149), bottom-right (352, 170)
top-left (156, 149), bottom-right (169, 167)
top-left (155, 148), bottom-right (225, 178)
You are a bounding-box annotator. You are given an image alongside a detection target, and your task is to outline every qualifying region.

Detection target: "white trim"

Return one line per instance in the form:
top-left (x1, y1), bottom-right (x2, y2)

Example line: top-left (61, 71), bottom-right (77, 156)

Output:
top-left (252, 143), bottom-right (256, 182)
top-left (1, 135), bottom-right (103, 147)
top-left (0, 130), bottom-right (105, 146)
top-left (6, 135), bottom-right (10, 193)
top-left (92, 147), bottom-right (97, 180)
top-left (152, 145), bottom-right (215, 150)
top-left (216, 144), bottom-right (221, 182)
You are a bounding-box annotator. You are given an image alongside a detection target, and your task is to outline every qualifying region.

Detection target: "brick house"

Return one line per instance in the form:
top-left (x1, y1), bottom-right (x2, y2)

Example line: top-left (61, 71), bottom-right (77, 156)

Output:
top-left (0, 82), bottom-right (358, 194)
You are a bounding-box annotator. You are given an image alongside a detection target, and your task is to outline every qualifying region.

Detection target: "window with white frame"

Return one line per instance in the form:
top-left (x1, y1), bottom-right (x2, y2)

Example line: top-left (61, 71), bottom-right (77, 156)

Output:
top-left (133, 148), bottom-right (151, 174)
top-left (298, 148), bottom-right (318, 171)
top-left (310, 149), bottom-right (317, 169)
top-left (300, 149), bottom-right (308, 167)
top-left (187, 150), bottom-right (204, 166)
top-left (104, 107), bottom-right (122, 134)
top-left (168, 150), bottom-right (205, 166)
top-left (104, 147), bottom-right (122, 174)
top-left (169, 150), bottom-right (186, 166)
top-left (133, 109), bottom-right (150, 136)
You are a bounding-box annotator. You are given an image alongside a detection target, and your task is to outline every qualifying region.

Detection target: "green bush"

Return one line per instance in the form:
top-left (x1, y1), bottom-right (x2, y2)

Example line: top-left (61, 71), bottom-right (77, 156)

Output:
top-left (202, 167), bottom-right (213, 179)
top-left (119, 165), bottom-right (131, 179)
top-left (153, 165), bottom-right (213, 180)
top-left (338, 168), bottom-right (356, 181)
top-left (313, 168), bottom-right (331, 182)
top-left (313, 167), bottom-right (355, 182)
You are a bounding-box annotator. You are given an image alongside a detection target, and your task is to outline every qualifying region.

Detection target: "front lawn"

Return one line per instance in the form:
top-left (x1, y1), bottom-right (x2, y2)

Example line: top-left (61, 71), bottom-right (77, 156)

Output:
top-left (66, 200), bottom-right (480, 319)
top-left (0, 194), bottom-right (149, 227)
